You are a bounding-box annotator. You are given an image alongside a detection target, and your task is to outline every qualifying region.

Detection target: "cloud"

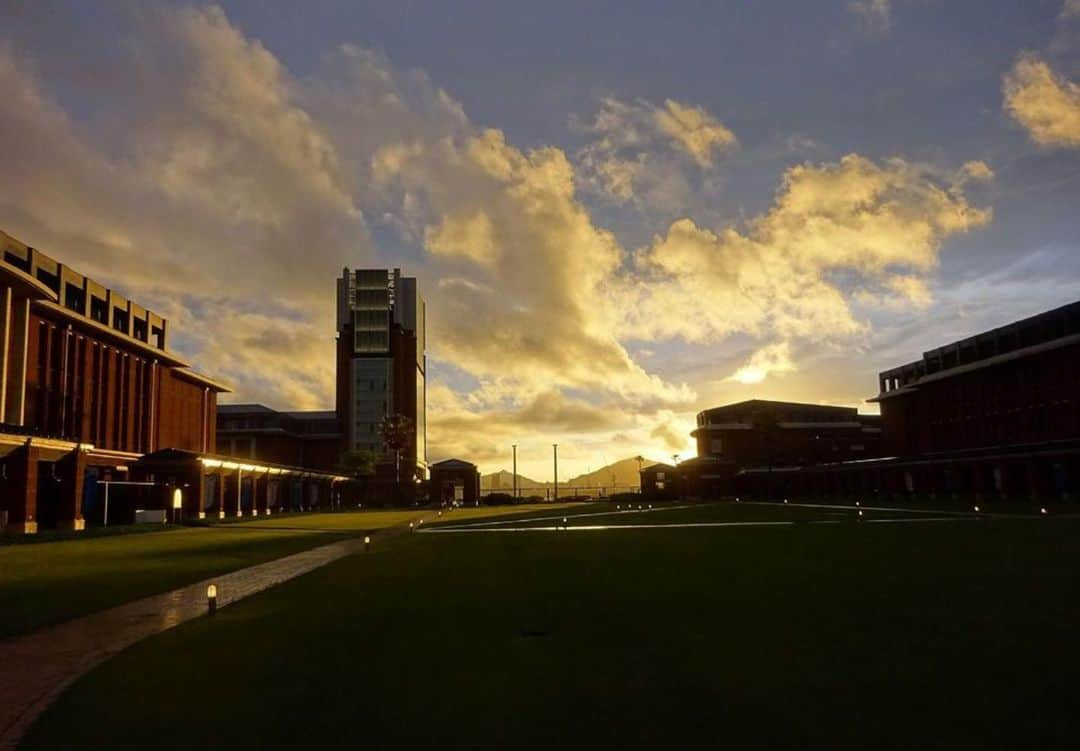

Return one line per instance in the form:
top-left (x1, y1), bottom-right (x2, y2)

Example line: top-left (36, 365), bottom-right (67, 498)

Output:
top-left (1062, 0), bottom-right (1080, 19)
top-left (729, 342), bottom-right (796, 385)
top-left (0, 4), bottom-right (996, 476)
top-left (850, 0), bottom-right (892, 34)
top-left (0, 8), bottom-right (371, 409)
top-left (574, 96), bottom-right (735, 205)
top-left (375, 126), bottom-right (694, 409)
top-left (618, 154), bottom-right (992, 380)
top-left (652, 99), bottom-right (737, 167)
top-left (1003, 55), bottom-right (1080, 148)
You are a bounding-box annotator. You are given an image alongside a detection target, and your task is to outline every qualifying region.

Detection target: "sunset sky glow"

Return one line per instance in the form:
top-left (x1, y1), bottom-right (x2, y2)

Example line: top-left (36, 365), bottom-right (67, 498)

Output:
top-left (2, 1), bottom-right (1079, 479)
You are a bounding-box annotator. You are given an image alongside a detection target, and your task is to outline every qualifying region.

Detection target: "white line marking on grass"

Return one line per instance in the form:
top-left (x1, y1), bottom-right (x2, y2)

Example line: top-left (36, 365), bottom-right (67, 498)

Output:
top-left (426, 504), bottom-right (704, 529)
top-left (742, 501), bottom-right (975, 516)
top-left (418, 516), bottom-right (974, 534)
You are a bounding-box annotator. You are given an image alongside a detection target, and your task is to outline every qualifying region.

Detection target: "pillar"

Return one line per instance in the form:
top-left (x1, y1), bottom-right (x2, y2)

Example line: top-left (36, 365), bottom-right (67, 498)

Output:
top-left (55, 449), bottom-right (87, 531)
top-left (266, 477), bottom-right (279, 514)
top-left (217, 470), bottom-right (228, 519)
top-left (3, 441), bottom-right (39, 534)
top-left (185, 471), bottom-right (207, 519)
top-left (253, 472), bottom-right (267, 516)
top-left (2, 293), bottom-right (30, 425)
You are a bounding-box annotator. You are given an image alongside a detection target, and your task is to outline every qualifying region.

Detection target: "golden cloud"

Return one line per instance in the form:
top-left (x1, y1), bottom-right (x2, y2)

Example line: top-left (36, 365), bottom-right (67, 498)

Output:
top-left (1003, 55), bottom-right (1080, 148)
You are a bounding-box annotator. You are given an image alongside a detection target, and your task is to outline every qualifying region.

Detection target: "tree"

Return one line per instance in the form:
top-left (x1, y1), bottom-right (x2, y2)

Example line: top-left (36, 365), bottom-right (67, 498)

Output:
top-left (338, 448), bottom-right (376, 478)
top-left (378, 413), bottom-right (413, 488)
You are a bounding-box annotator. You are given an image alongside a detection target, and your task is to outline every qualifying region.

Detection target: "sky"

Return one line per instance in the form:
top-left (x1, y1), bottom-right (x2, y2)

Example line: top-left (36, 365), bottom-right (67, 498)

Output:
top-left (1, 0), bottom-right (1079, 480)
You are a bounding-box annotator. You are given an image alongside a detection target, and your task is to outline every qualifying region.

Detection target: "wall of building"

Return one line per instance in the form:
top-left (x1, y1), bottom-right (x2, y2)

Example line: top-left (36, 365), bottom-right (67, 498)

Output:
top-left (879, 339), bottom-right (1080, 458)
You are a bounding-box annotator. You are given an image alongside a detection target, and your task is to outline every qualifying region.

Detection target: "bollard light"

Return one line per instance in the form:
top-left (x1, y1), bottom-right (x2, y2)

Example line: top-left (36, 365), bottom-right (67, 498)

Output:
top-left (856, 501), bottom-right (861, 507)
top-left (1041, 507), bottom-right (1047, 514)
top-left (409, 522), bottom-right (414, 531)
top-left (364, 535), bottom-right (371, 551)
top-left (616, 505), bottom-right (620, 510)
top-left (784, 498), bottom-right (788, 504)
top-left (207, 584), bottom-right (218, 616)
top-left (858, 510), bottom-right (863, 518)
top-left (973, 505), bottom-right (980, 513)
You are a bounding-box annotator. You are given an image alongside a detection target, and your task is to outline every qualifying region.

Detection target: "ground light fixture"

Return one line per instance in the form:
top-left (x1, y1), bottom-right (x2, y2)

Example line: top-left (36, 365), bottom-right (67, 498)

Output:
top-left (207, 584), bottom-right (217, 616)
top-left (974, 506), bottom-right (980, 513)
top-left (1041, 507), bottom-right (1048, 514)
top-left (364, 536), bottom-right (371, 551)
top-left (409, 522), bottom-right (414, 531)
top-left (858, 510), bottom-right (864, 519)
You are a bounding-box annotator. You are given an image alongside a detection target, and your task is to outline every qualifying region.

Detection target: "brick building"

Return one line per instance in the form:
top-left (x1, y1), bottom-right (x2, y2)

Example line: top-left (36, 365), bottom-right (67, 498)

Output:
top-left (666, 399), bottom-right (882, 498)
top-left (216, 404), bottom-right (342, 472)
top-left (0, 230), bottom-right (227, 533)
top-left (735, 301), bottom-right (1080, 502)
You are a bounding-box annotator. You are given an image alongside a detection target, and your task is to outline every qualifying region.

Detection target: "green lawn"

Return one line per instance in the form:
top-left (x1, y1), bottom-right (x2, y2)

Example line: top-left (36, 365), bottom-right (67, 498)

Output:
top-left (0, 504), bottom-right (594, 638)
top-left (224, 502), bottom-right (593, 532)
top-left (22, 503), bottom-right (1080, 748)
top-left (0, 527), bottom-right (347, 638)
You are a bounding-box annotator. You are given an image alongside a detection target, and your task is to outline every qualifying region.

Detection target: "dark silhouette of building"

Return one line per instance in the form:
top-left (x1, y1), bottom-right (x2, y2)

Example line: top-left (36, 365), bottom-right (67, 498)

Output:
top-left (640, 462), bottom-right (678, 500)
top-left (216, 404), bottom-right (342, 472)
top-left (131, 449), bottom-right (346, 519)
top-left (736, 301), bottom-right (1080, 502)
top-left (0, 230), bottom-right (228, 533)
top-left (678, 399), bottom-right (883, 497)
top-left (429, 458), bottom-right (480, 506)
top-left (336, 268), bottom-right (426, 479)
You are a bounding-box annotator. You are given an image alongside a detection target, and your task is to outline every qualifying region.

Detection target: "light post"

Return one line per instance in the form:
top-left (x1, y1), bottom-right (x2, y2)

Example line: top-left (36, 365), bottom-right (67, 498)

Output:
top-left (512, 444), bottom-right (518, 501)
top-left (553, 444), bottom-right (559, 502)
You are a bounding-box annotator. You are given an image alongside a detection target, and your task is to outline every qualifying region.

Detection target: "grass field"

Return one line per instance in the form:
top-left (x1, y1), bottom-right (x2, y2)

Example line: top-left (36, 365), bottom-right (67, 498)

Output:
top-left (0, 504), bottom-right (590, 639)
top-left (21, 501), bottom-right (1080, 749)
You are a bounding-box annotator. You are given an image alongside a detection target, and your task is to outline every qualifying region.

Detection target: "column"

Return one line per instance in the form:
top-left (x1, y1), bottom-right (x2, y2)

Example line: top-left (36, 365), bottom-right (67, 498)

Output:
top-left (252, 472), bottom-right (266, 516)
top-left (2, 294), bottom-right (30, 425)
top-left (55, 448), bottom-right (87, 531)
top-left (3, 441), bottom-right (39, 534)
top-left (217, 469), bottom-right (228, 519)
top-left (235, 468), bottom-right (244, 517)
top-left (185, 470), bottom-right (207, 520)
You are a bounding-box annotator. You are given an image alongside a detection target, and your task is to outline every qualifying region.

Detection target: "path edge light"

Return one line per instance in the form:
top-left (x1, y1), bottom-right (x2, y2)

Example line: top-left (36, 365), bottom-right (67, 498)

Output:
top-left (207, 584), bottom-right (217, 616)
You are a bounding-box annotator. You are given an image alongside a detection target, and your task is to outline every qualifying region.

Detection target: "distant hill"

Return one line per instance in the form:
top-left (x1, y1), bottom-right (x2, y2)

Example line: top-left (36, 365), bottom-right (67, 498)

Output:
top-left (480, 470), bottom-right (549, 492)
top-left (481, 457), bottom-right (646, 495)
top-left (564, 457), bottom-right (645, 490)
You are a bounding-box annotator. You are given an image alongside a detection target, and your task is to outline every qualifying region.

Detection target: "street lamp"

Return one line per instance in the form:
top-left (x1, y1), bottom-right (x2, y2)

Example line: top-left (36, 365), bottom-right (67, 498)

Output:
top-left (553, 444), bottom-right (559, 502)
top-left (512, 444), bottom-right (518, 501)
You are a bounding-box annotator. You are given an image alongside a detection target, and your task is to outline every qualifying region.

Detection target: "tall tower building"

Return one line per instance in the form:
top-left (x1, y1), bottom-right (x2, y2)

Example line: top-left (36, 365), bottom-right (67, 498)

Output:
top-left (336, 268), bottom-right (427, 478)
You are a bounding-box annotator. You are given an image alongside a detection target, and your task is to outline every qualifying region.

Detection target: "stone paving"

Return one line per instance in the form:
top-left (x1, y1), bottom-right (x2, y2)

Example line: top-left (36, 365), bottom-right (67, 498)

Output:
top-left (0, 534), bottom-right (376, 751)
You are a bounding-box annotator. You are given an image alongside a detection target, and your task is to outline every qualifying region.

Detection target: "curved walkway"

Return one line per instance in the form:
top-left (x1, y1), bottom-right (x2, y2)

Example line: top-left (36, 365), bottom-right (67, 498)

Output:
top-left (0, 535), bottom-right (374, 750)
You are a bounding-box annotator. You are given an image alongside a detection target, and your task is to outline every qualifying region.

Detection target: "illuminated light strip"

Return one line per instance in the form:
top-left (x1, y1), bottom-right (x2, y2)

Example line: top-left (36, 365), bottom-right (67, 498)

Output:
top-left (418, 516), bottom-right (975, 534)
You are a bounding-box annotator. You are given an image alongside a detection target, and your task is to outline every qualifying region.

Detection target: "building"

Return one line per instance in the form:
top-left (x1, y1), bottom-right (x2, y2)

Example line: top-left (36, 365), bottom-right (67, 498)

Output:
top-left (640, 462), bottom-right (678, 500)
top-left (0, 229), bottom-right (228, 533)
top-left (336, 267), bottom-right (426, 478)
top-left (681, 399), bottom-right (882, 497)
top-left (130, 449), bottom-right (347, 519)
top-left (216, 404), bottom-right (342, 472)
top-left (874, 300), bottom-right (1080, 459)
top-left (429, 458), bottom-right (481, 506)
top-left (735, 301), bottom-right (1080, 502)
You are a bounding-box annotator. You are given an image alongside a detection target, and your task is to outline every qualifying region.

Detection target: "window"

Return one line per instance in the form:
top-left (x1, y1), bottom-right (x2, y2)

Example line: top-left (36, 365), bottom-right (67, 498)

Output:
top-left (64, 283), bottom-right (85, 313)
top-left (132, 318), bottom-right (148, 342)
top-left (90, 296), bottom-right (108, 324)
top-left (113, 308), bottom-right (129, 334)
top-left (710, 438), bottom-right (723, 455)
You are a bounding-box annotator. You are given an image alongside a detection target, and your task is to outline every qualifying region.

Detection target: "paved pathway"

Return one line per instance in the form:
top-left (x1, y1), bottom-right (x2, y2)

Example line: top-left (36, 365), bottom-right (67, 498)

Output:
top-left (0, 535), bottom-right (375, 751)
